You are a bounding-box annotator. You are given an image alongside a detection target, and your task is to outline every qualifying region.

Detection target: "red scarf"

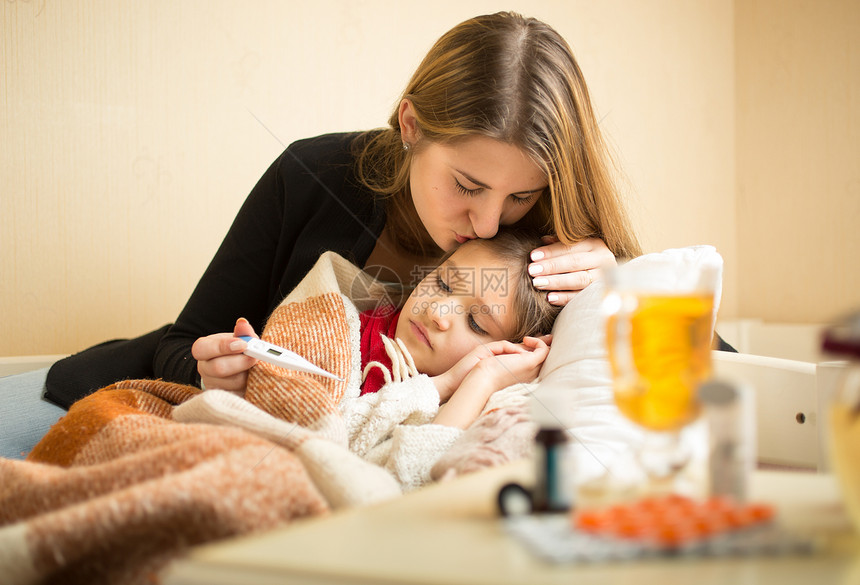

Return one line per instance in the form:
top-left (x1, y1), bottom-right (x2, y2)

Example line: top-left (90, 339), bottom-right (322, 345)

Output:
top-left (358, 307), bottom-right (402, 395)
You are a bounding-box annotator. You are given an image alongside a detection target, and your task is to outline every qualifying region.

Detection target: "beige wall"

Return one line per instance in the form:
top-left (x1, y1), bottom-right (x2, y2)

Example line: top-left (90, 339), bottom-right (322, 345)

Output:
top-left (0, 0), bottom-right (851, 357)
top-left (735, 0), bottom-right (860, 323)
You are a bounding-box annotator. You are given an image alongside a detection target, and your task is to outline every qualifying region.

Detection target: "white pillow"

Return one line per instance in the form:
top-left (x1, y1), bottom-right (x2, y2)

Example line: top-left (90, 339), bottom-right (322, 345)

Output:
top-left (532, 279), bottom-right (644, 486)
top-left (531, 246), bottom-right (723, 488)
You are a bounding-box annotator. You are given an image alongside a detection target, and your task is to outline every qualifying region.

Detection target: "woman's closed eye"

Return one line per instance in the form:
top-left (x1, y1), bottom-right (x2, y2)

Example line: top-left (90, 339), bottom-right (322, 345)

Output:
top-left (510, 192), bottom-right (538, 206)
top-left (454, 178), bottom-right (481, 197)
top-left (455, 178), bottom-right (539, 206)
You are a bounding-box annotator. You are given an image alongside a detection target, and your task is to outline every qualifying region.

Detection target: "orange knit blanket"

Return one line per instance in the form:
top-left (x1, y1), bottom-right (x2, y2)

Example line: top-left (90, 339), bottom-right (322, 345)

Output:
top-left (0, 253), bottom-right (404, 585)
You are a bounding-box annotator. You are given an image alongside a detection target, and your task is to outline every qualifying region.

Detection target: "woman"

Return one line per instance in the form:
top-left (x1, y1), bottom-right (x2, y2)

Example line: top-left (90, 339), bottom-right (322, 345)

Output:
top-left (186, 11), bottom-right (640, 395)
top-left (1, 12), bottom-right (640, 458)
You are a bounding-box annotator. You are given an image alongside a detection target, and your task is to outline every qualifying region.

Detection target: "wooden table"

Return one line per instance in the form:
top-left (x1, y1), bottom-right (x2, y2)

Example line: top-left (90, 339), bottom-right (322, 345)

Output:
top-left (163, 460), bottom-right (859, 585)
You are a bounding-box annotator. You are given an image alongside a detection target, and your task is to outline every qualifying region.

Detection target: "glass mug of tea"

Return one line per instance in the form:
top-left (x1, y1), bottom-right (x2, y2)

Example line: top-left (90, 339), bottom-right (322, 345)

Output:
top-left (603, 247), bottom-right (722, 488)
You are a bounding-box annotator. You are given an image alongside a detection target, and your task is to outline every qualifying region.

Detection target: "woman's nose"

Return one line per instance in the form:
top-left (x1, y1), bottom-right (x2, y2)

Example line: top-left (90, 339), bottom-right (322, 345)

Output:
top-left (469, 199), bottom-right (503, 239)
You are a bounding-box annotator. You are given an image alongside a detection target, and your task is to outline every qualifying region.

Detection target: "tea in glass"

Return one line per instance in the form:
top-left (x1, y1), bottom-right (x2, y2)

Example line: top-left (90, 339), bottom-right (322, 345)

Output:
top-left (607, 293), bottom-right (714, 432)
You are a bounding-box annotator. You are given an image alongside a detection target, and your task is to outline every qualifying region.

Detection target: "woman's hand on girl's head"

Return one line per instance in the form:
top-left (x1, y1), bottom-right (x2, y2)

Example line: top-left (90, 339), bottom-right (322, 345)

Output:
top-left (191, 318), bottom-right (259, 395)
top-left (528, 236), bottom-right (616, 306)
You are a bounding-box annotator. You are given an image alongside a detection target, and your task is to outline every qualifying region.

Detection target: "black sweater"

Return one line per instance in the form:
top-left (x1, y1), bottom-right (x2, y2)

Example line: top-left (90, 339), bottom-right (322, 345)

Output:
top-left (154, 132), bottom-right (388, 385)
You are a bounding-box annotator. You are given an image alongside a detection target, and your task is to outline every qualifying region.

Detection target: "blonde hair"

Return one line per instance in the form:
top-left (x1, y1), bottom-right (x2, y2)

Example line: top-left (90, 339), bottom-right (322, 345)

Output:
top-left (355, 11), bottom-right (641, 259)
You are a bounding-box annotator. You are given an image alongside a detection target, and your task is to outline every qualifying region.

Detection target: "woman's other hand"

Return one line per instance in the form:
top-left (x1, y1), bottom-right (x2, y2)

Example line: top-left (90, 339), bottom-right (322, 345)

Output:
top-left (528, 236), bottom-right (616, 305)
top-left (191, 318), bottom-right (258, 395)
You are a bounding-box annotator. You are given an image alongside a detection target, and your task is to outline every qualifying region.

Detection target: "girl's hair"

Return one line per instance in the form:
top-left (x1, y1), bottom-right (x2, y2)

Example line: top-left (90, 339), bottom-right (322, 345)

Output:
top-left (460, 229), bottom-right (562, 342)
top-left (355, 11), bottom-right (642, 259)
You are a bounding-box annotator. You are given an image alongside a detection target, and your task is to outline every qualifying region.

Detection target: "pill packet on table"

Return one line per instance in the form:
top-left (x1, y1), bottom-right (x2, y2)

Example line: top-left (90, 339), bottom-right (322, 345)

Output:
top-left (503, 501), bottom-right (816, 565)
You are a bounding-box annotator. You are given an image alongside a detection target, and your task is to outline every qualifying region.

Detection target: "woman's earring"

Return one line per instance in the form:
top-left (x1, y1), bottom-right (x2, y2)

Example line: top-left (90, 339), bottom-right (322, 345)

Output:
top-left (402, 142), bottom-right (411, 152)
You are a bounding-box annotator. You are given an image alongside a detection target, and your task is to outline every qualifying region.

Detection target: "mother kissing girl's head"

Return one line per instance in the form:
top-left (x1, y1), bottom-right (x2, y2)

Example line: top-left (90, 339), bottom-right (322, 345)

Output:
top-left (355, 11), bottom-right (641, 295)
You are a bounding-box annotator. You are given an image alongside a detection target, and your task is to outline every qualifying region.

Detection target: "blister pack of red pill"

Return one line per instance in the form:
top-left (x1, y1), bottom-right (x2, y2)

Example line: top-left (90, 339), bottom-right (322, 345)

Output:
top-left (504, 495), bottom-right (814, 563)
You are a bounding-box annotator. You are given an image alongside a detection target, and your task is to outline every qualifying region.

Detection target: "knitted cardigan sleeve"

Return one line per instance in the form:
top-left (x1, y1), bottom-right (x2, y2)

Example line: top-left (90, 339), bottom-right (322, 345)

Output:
top-left (339, 374), bottom-right (464, 491)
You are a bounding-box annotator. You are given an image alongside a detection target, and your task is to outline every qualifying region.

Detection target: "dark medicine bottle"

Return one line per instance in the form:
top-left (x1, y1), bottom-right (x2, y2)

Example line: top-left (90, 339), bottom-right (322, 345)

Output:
top-left (532, 427), bottom-right (572, 513)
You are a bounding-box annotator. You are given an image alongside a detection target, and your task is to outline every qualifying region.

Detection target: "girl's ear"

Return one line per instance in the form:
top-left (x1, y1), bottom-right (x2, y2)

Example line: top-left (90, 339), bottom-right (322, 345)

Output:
top-left (398, 99), bottom-right (421, 145)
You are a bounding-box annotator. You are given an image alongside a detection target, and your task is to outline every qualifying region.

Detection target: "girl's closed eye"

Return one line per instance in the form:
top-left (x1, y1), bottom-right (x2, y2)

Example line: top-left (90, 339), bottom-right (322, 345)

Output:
top-left (435, 273), bottom-right (453, 293)
top-left (468, 313), bottom-right (488, 335)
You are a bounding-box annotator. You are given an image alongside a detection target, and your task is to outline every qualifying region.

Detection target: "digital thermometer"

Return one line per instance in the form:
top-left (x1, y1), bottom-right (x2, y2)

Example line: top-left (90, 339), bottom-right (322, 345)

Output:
top-left (238, 336), bottom-right (343, 381)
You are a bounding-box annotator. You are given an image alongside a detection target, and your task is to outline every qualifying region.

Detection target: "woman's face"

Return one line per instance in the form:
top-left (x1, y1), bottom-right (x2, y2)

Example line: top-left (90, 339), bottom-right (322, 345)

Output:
top-left (408, 135), bottom-right (547, 252)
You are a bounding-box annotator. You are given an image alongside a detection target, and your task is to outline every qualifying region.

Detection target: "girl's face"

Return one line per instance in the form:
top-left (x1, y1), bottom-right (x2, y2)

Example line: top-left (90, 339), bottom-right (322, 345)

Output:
top-left (407, 134), bottom-right (547, 252)
top-left (395, 241), bottom-right (517, 376)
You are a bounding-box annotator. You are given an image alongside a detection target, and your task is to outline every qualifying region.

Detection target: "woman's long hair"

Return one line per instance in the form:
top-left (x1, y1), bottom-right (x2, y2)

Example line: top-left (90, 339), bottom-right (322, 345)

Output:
top-left (355, 11), bottom-right (642, 259)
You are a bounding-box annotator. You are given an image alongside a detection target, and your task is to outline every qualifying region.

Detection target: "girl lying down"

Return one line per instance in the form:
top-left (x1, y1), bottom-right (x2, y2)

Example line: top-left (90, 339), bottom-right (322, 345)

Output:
top-left (190, 227), bottom-right (562, 489)
top-left (19, 228), bottom-right (562, 484)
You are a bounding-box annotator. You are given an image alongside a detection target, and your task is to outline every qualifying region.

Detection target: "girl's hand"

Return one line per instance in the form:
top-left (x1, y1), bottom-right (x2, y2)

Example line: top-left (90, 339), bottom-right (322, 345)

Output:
top-left (468, 335), bottom-right (550, 391)
top-left (432, 339), bottom-right (532, 403)
top-left (528, 236), bottom-right (616, 306)
top-left (191, 318), bottom-right (259, 395)
top-left (432, 336), bottom-right (551, 429)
